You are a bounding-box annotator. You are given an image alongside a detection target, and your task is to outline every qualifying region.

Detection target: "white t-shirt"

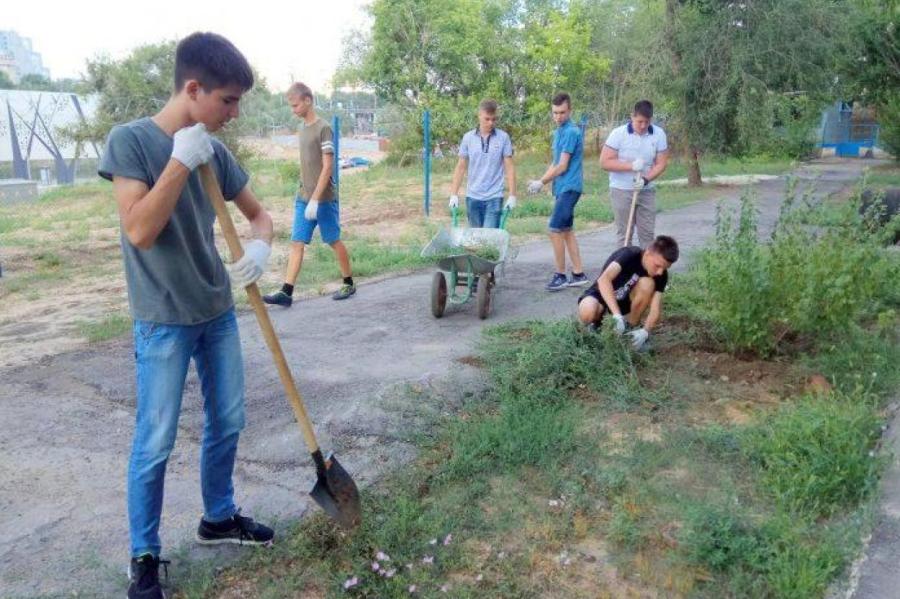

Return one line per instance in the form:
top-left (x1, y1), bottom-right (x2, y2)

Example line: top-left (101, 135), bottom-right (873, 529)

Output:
top-left (604, 123), bottom-right (668, 190)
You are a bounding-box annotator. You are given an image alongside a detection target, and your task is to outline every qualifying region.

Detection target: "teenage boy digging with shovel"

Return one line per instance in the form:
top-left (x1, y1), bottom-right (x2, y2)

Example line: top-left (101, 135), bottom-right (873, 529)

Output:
top-left (99, 32), bottom-right (275, 599)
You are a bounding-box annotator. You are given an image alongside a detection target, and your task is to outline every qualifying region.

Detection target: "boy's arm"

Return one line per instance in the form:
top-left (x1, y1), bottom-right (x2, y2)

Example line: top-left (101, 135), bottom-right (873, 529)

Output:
top-left (113, 162), bottom-right (191, 250)
top-left (644, 150), bottom-right (669, 182)
top-left (504, 155), bottom-right (516, 197)
top-left (600, 145), bottom-right (635, 173)
top-left (308, 153), bottom-right (334, 203)
top-left (643, 292), bottom-right (664, 331)
top-left (109, 123), bottom-right (215, 250)
top-left (538, 151), bottom-right (571, 184)
top-left (596, 261), bottom-right (624, 316)
top-left (450, 157), bottom-right (467, 196)
top-left (232, 185), bottom-right (274, 244)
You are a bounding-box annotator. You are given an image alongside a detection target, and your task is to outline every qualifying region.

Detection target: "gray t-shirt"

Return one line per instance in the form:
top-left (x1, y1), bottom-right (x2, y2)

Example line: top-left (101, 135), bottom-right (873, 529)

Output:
top-left (98, 117), bottom-right (249, 325)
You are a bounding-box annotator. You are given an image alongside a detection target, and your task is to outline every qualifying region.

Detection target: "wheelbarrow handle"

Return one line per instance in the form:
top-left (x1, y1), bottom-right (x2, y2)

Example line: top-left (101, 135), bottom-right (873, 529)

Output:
top-left (499, 207), bottom-right (512, 230)
top-left (450, 206), bottom-right (459, 228)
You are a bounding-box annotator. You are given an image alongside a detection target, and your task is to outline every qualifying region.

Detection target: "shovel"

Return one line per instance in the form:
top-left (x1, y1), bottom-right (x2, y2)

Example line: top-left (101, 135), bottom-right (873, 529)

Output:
top-left (199, 164), bottom-right (361, 530)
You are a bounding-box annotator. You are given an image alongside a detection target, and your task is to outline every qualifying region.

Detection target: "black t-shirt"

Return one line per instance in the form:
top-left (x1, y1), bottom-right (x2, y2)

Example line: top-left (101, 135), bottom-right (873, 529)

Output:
top-left (601, 246), bottom-right (668, 302)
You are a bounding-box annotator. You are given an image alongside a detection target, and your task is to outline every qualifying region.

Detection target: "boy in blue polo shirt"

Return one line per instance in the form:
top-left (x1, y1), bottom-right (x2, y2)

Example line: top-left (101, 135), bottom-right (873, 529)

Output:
top-left (600, 100), bottom-right (670, 247)
top-left (263, 82), bottom-right (356, 307)
top-left (527, 93), bottom-right (588, 291)
top-left (448, 99), bottom-right (517, 226)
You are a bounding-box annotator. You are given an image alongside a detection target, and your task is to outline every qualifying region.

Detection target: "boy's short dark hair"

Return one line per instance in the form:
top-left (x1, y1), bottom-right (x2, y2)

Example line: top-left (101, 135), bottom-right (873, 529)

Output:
top-left (633, 100), bottom-right (654, 119)
top-left (552, 92), bottom-right (571, 108)
top-left (649, 235), bottom-right (679, 263)
top-left (479, 99), bottom-right (498, 114)
top-left (287, 82), bottom-right (314, 100)
top-left (175, 32), bottom-right (254, 92)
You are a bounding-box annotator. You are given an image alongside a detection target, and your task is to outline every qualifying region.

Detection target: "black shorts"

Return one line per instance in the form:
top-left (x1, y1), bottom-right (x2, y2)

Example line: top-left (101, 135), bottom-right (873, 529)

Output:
top-left (577, 285), bottom-right (631, 318)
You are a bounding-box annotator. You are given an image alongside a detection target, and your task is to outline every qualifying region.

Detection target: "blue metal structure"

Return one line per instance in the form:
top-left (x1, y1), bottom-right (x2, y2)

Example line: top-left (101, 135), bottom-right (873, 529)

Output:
top-left (819, 101), bottom-right (880, 157)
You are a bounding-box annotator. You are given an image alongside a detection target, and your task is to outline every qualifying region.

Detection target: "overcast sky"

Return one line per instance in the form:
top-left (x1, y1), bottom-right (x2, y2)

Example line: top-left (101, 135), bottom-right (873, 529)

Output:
top-left (5, 0), bottom-right (370, 92)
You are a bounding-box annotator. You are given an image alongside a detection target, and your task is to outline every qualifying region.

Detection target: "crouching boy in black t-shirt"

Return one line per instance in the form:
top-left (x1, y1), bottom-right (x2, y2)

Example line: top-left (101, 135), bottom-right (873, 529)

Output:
top-left (577, 235), bottom-right (679, 350)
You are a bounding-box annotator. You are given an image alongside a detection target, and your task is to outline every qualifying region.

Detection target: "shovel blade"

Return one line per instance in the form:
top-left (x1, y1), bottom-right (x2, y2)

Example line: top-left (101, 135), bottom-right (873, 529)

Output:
top-left (309, 453), bottom-right (361, 529)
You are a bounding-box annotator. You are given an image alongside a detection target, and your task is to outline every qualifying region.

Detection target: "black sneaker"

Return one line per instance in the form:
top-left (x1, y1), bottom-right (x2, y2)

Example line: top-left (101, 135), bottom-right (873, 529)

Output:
top-left (546, 272), bottom-right (568, 291)
top-left (196, 511), bottom-right (275, 546)
top-left (127, 554), bottom-right (169, 599)
top-left (263, 290), bottom-right (293, 307)
top-left (332, 283), bottom-right (357, 300)
top-left (567, 272), bottom-right (589, 287)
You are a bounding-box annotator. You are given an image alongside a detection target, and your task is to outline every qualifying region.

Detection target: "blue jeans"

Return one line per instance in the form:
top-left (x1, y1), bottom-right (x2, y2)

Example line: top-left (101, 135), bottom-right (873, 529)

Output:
top-left (128, 308), bottom-right (245, 557)
top-left (465, 197), bottom-right (502, 228)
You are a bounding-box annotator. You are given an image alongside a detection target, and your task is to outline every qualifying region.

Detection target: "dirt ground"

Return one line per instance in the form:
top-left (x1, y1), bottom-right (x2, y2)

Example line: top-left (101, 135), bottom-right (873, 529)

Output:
top-left (0, 159), bottom-right (873, 597)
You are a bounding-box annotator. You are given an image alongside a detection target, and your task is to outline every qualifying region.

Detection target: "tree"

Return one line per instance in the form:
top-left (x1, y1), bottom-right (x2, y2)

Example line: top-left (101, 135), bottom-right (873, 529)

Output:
top-left (64, 41), bottom-right (253, 163)
top-left (338, 0), bottom-right (610, 156)
top-left (660, 0), bottom-right (851, 184)
top-left (843, 0), bottom-right (900, 159)
top-left (0, 70), bottom-right (15, 90)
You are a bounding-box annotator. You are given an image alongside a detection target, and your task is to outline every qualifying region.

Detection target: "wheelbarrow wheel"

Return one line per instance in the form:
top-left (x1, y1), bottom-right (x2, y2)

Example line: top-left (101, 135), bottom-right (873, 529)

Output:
top-left (431, 271), bottom-right (447, 318)
top-left (476, 274), bottom-right (491, 319)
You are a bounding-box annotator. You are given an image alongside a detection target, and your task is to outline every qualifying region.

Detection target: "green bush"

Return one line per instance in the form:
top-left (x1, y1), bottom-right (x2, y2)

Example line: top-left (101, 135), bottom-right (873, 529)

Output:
top-left (742, 394), bottom-right (884, 517)
top-left (698, 190), bottom-right (900, 355)
top-left (699, 195), bottom-right (777, 354)
top-left (682, 506), bottom-right (764, 571)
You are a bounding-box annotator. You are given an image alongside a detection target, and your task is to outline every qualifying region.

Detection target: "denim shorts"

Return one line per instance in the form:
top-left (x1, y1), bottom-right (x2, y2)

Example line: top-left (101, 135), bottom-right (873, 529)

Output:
top-left (548, 190), bottom-right (582, 232)
top-left (292, 196), bottom-right (341, 244)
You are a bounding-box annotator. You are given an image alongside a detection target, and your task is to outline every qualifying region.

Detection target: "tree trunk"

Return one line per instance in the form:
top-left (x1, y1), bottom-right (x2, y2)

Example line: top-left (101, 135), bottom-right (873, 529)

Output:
top-left (666, 0), bottom-right (703, 187)
top-left (688, 147), bottom-right (702, 186)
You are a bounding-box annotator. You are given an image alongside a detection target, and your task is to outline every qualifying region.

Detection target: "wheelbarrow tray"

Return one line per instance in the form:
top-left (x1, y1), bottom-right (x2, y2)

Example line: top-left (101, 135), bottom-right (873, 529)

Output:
top-left (420, 226), bottom-right (510, 274)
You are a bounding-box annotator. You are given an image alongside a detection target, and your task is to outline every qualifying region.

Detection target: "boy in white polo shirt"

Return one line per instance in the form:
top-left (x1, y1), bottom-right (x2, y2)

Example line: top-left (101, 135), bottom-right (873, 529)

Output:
top-left (600, 100), bottom-right (670, 247)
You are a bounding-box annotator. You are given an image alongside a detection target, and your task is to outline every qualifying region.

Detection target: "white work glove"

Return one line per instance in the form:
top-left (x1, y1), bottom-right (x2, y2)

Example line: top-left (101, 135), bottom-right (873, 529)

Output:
top-left (504, 195), bottom-right (517, 210)
top-left (304, 200), bottom-right (319, 221)
top-left (449, 194), bottom-right (460, 209)
top-left (171, 123), bottom-right (214, 171)
top-left (631, 158), bottom-right (646, 172)
top-left (227, 239), bottom-right (271, 288)
top-left (527, 179), bottom-right (543, 195)
top-left (633, 174), bottom-right (647, 189)
top-left (629, 327), bottom-right (650, 350)
top-left (612, 314), bottom-right (627, 334)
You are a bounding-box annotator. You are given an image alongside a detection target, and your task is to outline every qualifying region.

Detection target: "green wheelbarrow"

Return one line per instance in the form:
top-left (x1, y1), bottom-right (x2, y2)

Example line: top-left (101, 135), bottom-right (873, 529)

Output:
top-left (420, 207), bottom-right (512, 319)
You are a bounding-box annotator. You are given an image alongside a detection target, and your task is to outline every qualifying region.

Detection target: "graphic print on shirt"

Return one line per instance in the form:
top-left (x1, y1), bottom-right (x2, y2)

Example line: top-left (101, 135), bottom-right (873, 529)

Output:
top-left (615, 274), bottom-right (640, 300)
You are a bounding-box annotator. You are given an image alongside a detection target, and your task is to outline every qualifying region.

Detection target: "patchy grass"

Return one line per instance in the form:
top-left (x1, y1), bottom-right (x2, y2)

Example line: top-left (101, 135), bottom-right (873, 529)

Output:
top-left (77, 312), bottom-right (132, 343)
top-left (168, 188), bottom-right (897, 599)
top-left (174, 312), bottom-right (897, 598)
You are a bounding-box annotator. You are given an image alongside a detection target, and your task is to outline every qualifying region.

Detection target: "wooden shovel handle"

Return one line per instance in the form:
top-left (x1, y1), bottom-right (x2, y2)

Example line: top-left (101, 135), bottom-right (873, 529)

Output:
top-left (624, 184), bottom-right (640, 247)
top-left (199, 164), bottom-right (320, 455)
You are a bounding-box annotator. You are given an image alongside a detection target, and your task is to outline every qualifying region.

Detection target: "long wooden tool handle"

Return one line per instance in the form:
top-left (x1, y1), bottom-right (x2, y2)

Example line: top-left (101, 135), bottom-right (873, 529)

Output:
top-left (199, 164), bottom-right (320, 455)
top-left (623, 186), bottom-right (639, 247)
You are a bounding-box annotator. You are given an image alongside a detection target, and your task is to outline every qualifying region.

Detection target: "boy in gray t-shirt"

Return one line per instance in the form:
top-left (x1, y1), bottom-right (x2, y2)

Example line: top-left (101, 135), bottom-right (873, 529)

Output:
top-left (98, 32), bottom-right (275, 599)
